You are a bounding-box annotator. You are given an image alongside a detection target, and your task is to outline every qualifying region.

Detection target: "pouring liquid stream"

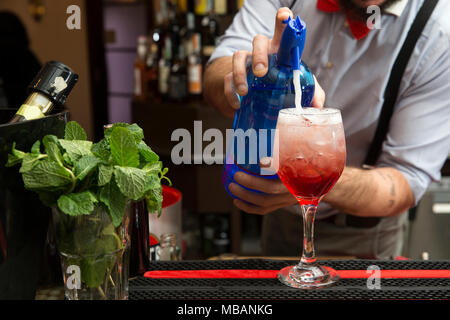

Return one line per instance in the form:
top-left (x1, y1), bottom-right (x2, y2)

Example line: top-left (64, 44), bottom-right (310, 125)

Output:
top-left (293, 69), bottom-right (303, 112)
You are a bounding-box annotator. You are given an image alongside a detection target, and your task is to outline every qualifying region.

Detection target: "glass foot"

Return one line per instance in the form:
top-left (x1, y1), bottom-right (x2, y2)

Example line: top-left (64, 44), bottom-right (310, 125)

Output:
top-left (278, 264), bottom-right (339, 289)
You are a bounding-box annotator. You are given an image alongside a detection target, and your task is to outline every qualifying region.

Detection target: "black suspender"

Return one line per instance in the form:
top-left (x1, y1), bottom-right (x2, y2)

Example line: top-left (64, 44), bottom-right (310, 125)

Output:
top-left (363, 0), bottom-right (439, 167)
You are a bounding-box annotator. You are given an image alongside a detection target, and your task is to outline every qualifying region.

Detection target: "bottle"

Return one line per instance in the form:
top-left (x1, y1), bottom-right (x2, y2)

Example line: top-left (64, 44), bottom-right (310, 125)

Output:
top-left (8, 61), bottom-right (78, 124)
top-left (187, 33), bottom-right (203, 99)
top-left (168, 45), bottom-right (188, 101)
top-left (222, 16), bottom-right (315, 198)
top-left (202, 13), bottom-right (219, 65)
top-left (134, 36), bottom-right (149, 101)
top-left (195, 0), bottom-right (210, 15)
top-left (146, 43), bottom-right (160, 102)
top-left (129, 200), bottom-right (150, 277)
top-left (158, 36), bottom-right (172, 99)
top-left (214, 0), bottom-right (227, 15)
top-left (159, 233), bottom-right (180, 261)
top-left (183, 11), bottom-right (196, 58)
top-left (236, 0), bottom-right (244, 10)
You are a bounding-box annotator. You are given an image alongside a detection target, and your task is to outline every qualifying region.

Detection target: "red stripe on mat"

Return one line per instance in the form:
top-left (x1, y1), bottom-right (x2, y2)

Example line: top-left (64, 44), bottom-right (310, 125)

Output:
top-left (144, 269), bottom-right (450, 279)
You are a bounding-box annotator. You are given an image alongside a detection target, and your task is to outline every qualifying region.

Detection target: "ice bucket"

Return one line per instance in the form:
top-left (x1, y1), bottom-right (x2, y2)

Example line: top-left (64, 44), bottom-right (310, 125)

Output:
top-left (0, 109), bottom-right (69, 299)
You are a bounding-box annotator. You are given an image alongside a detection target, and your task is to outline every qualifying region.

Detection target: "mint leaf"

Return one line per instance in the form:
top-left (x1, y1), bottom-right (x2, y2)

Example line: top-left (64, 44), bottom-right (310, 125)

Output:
top-left (57, 191), bottom-right (98, 216)
top-left (109, 127), bottom-right (139, 167)
top-left (145, 177), bottom-right (163, 216)
top-left (6, 142), bottom-right (26, 167)
top-left (105, 123), bottom-right (144, 144)
top-left (19, 153), bottom-right (43, 173)
top-left (31, 141), bottom-right (41, 155)
top-left (59, 140), bottom-right (93, 163)
top-left (92, 139), bottom-right (111, 162)
top-left (99, 179), bottom-right (128, 227)
top-left (113, 166), bottom-right (148, 200)
top-left (97, 164), bottom-right (113, 186)
top-left (22, 159), bottom-right (73, 192)
top-left (65, 121), bottom-right (87, 141)
top-left (43, 136), bottom-right (64, 167)
top-left (80, 256), bottom-right (107, 289)
top-left (74, 155), bottom-right (100, 181)
top-left (141, 161), bottom-right (162, 175)
top-left (138, 141), bottom-right (159, 163)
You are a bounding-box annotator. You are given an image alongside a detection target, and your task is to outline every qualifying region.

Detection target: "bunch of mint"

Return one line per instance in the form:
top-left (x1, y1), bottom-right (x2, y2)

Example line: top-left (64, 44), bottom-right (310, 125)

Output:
top-left (6, 121), bottom-right (170, 226)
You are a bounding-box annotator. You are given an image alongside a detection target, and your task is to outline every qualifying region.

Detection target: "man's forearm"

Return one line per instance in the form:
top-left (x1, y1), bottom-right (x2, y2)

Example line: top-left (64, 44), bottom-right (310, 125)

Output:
top-left (203, 56), bottom-right (234, 118)
top-left (323, 166), bottom-right (415, 217)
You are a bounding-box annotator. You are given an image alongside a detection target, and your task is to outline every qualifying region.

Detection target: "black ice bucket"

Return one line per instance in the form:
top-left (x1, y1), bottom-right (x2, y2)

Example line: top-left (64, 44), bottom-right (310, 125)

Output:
top-left (0, 109), bottom-right (69, 299)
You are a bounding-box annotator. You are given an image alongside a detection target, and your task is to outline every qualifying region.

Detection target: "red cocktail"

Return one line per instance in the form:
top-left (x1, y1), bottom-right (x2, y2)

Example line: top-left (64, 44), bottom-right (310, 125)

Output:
top-left (274, 108), bottom-right (346, 289)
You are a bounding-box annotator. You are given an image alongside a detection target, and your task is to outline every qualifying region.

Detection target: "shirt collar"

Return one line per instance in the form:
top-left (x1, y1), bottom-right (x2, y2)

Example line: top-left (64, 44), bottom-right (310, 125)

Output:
top-left (383, 0), bottom-right (409, 17)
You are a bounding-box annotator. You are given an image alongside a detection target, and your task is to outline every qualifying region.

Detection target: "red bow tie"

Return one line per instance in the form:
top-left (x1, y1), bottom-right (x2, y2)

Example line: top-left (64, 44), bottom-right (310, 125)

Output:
top-left (317, 0), bottom-right (371, 40)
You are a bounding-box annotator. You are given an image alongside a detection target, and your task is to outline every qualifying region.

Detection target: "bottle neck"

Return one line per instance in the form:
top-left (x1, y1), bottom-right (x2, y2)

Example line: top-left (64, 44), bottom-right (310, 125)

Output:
top-left (24, 92), bottom-right (54, 115)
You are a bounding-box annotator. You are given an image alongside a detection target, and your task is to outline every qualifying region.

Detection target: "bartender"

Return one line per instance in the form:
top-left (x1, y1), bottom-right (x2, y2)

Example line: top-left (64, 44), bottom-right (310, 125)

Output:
top-left (203, 0), bottom-right (450, 259)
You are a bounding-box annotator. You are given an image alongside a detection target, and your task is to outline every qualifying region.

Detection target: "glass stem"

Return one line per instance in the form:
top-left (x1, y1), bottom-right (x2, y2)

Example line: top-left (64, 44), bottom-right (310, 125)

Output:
top-left (300, 204), bottom-right (318, 266)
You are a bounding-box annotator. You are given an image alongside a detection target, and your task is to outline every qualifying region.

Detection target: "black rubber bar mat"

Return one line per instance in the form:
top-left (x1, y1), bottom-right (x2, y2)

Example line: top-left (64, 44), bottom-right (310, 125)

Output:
top-left (129, 259), bottom-right (450, 300)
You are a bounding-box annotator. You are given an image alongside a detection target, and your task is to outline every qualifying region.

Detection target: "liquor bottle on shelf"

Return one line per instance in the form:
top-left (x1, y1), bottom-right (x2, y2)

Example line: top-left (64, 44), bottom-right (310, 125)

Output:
top-left (236, 0), bottom-right (244, 10)
top-left (168, 45), bottom-right (188, 101)
top-left (187, 33), bottom-right (203, 99)
top-left (202, 13), bottom-right (220, 64)
top-left (214, 0), bottom-right (227, 15)
top-left (134, 36), bottom-right (149, 102)
top-left (183, 11), bottom-right (196, 58)
top-left (195, 0), bottom-right (210, 15)
top-left (146, 43), bottom-right (160, 102)
top-left (158, 36), bottom-right (172, 100)
top-left (8, 61), bottom-right (78, 124)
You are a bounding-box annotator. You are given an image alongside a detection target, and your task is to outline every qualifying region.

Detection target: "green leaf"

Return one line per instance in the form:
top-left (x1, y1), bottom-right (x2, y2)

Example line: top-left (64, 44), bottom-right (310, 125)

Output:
top-left (19, 153), bottom-right (43, 173)
top-left (99, 179), bottom-right (128, 227)
top-left (22, 159), bottom-right (73, 191)
top-left (97, 164), bottom-right (113, 186)
top-left (113, 166), bottom-right (148, 200)
top-left (57, 191), bottom-right (98, 216)
top-left (43, 136), bottom-right (64, 167)
top-left (144, 174), bottom-right (163, 216)
top-left (6, 142), bottom-right (26, 167)
top-left (80, 256), bottom-right (108, 289)
top-left (74, 155), bottom-right (100, 181)
top-left (141, 161), bottom-right (162, 175)
top-left (31, 141), bottom-right (41, 155)
top-left (65, 121), bottom-right (87, 141)
top-left (105, 123), bottom-right (144, 144)
top-left (109, 127), bottom-right (139, 167)
top-left (137, 141), bottom-right (159, 163)
top-left (59, 140), bottom-right (93, 163)
top-left (91, 139), bottom-right (111, 162)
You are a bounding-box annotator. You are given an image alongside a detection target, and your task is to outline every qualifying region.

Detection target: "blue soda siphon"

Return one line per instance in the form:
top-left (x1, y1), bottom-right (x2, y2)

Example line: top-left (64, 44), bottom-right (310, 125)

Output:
top-left (223, 16), bottom-right (315, 197)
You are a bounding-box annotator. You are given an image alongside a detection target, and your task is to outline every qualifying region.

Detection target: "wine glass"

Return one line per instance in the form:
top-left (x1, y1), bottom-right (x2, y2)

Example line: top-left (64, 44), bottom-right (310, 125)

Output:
top-left (274, 107), bottom-right (346, 289)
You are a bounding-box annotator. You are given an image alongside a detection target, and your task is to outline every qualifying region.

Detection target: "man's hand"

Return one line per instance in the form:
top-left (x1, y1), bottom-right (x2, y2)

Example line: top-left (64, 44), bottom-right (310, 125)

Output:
top-left (229, 170), bottom-right (298, 215)
top-left (204, 7), bottom-right (326, 118)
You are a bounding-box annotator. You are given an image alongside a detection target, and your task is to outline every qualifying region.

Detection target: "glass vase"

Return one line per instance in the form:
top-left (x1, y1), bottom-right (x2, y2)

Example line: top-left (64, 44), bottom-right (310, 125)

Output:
top-left (52, 204), bottom-right (131, 300)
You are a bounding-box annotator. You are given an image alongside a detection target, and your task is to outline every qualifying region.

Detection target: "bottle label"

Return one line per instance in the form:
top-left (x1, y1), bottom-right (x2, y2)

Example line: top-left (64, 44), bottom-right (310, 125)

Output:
top-left (158, 65), bottom-right (170, 94)
top-left (134, 68), bottom-right (142, 96)
top-left (188, 65), bottom-right (202, 94)
top-left (16, 104), bottom-right (45, 120)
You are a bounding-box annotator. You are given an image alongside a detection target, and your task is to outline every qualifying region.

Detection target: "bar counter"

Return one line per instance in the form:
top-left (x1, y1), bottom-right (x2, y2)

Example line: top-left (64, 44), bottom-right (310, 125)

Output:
top-left (129, 258), bottom-right (450, 300)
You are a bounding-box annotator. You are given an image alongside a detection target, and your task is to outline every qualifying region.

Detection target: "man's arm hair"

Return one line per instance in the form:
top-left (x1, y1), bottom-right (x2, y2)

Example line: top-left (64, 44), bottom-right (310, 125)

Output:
top-left (323, 166), bottom-right (415, 217)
